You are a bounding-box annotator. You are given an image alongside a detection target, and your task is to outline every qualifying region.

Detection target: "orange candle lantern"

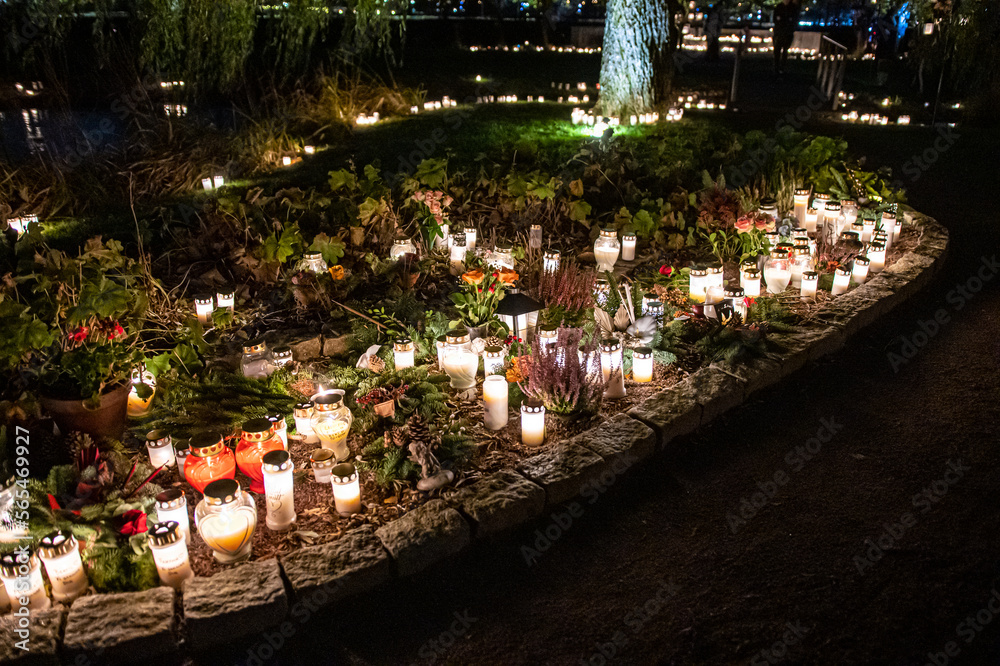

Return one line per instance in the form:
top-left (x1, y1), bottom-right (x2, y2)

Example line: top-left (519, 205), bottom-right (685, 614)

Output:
top-left (184, 432), bottom-right (236, 494)
top-left (235, 418), bottom-right (284, 493)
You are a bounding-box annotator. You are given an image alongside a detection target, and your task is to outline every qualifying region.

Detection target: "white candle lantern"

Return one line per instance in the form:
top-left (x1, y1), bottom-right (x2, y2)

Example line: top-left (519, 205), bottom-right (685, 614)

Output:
top-left (390, 237), bottom-right (417, 261)
top-left (483, 375), bottom-right (509, 430)
top-left (868, 240), bottom-right (887, 273)
top-left (741, 267), bottom-right (762, 298)
top-left (790, 245), bottom-right (813, 289)
top-left (483, 346), bottom-right (505, 376)
top-left (793, 188), bottom-right (810, 226)
top-left (393, 338), bottom-right (415, 370)
top-left (144, 430), bottom-right (175, 469)
top-left (632, 346), bottom-right (654, 383)
top-left (281, 156), bottom-right (292, 166)
top-left (299, 251), bottom-right (328, 274)
top-left (148, 522), bottom-right (195, 589)
top-left (529, 224), bottom-right (542, 249)
top-left (542, 249), bottom-right (560, 273)
top-left (861, 218), bottom-right (877, 243)
top-left (195, 479), bottom-right (257, 564)
top-left (173, 436), bottom-right (190, 472)
top-left (128, 365), bottom-right (156, 416)
top-left (202, 178), bottom-right (213, 190)
top-left (331, 463), bottom-right (362, 516)
top-left (764, 249), bottom-right (792, 295)
top-left (267, 414), bottom-right (288, 448)
top-left (814, 193), bottom-right (831, 229)
top-left (38, 530), bottom-right (88, 603)
top-left (442, 330), bottom-right (478, 389)
top-left (831, 266), bottom-right (852, 295)
top-left (294, 401), bottom-right (317, 444)
top-left (435, 335), bottom-right (448, 367)
top-left (464, 226), bottom-right (477, 251)
top-left (155, 488), bottom-right (191, 544)
top-left (880, 212), bottom-right (897, 246)
top-left (600, 338), bottom-right (626, 399)
top-left (538, 325), bottom-right (559, 352)
top-left (594, 277), bottom-right (611, 306)
top-left (800, 271), bottom-right (819, 301)
top-left (520, 401), bottom-right (546, 446)
top-left (851, 255), bottom-right (871, 284)
top-left (689, 267), bottom-right (708, 303)
top-left (594, 228), bottom-right (620, 273)
top-left (891, 214), bottom-right (902, 243)
top-left (450, 232), bottom-right (467, 274)
top-left (621, 233), bottom-right (637, 261)
top-left (435, 222), bottom-right (450, 250)
top-left (213, 175), bottom-right (225, 188)
top-left (492, 242), bottom-right (515, 270)
top-left (310, 448), bottom-right (335, 483)
top-left (304, 145), bottom-right (315, 155)
top-left (0, 550), bottom-right (50, 612)
top-left (262, 450), bottom-right (296, 532)
top-left (841, 230), bottom-right (862, 245)
top-left (194, 294), bottom-right (214, 325)
top-left (271, 346), bottom-right (293, 369)
top-left (641, 292), bottom-right (658, 314)
top-left (725, 286), bottom-right (747, 320)
top-left (805, 208), bottom-right (818, 234)
top-left (825, 202), bottom-right (843, 234)
top-left (216, 286), bottom-right (235, 311)
top-left (646, 300), bottom-right (664, 324)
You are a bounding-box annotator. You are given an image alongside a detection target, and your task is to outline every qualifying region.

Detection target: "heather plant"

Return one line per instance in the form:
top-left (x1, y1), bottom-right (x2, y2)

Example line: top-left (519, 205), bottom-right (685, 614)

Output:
top-left (532, 261), bottom-right (597, 328)
top-left (522, 327), bottom-right (603, 415)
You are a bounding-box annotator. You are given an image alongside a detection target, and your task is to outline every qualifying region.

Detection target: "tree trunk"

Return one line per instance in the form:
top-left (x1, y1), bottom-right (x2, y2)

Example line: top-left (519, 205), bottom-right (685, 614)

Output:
top-left (596, 0), bottom-right (675, 117)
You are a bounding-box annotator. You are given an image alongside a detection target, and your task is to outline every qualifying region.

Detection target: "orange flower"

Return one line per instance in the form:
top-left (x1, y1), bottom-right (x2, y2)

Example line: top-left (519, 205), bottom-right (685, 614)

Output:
top-left (496, 268), bottom-right (519, 285)
top-left (462, 269), bottom-right (485, 285)
top-left (505, 356), bottom-right (529, 383)
top-left (328, 265), bottom-right (345, 280)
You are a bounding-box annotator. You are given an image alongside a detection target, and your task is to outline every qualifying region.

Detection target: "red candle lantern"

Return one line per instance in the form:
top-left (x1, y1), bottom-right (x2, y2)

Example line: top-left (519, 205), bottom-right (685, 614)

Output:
top-left (184, 432), bottom-right (236, 494)
top-left (235, 418), bottom-right (284, 493)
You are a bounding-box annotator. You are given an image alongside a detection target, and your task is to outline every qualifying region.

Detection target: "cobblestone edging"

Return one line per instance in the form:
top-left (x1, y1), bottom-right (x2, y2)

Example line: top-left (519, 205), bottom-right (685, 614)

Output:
top-left (0, 210), bottom-right (948, 664)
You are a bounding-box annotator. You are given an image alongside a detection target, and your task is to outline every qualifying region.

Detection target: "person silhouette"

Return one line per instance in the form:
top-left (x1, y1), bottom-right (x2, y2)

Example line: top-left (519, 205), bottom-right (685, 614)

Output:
top-left (772, 0), bottom-right (800, 76)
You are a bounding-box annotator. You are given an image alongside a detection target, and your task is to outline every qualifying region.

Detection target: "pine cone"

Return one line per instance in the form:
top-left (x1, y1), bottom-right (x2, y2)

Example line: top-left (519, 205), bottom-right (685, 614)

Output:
top-left (483, 335), bottom-right (505, 350)
top-left (367, 355), bottom-right (386, 374)
top-left (407, 413), bottom-right (432, 449)
top-left (392, 428), bottom-right (407, 448)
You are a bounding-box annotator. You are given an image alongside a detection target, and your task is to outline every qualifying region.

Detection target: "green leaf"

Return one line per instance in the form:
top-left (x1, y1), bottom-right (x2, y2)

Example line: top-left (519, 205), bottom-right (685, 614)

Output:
top-left (569, 200), bottom-right (592, 223)
top-left (309, 233), bottom-right (346, 266)
top-left (328, 169), bottom-right (356, 192)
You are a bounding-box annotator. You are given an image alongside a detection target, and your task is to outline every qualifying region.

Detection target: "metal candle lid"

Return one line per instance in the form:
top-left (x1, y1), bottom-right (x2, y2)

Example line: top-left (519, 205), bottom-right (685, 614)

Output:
top-left (543, 249), bottom-right (560, 260)
top-left (190, 432), bottom-right (226, 457)
top-left (690, 267), bottom-right (708, 277)
top-left (331, 462), bottom-right (358, 483)
top-left (445, 330), bottom-right (470, 345)
top-left (622, 232), bottom-right (637, 241)
top-left (146, 430), bottom-right (171, 448)
top-left (262, 450), bottom-right (292, 472)
top-left (795, 188), bottom-right (811, 196)
top-left (802, 271), bottom-right (819, 281)
top-left (148, 521), bottom-right (182, 547)
top-left (241, 418), bottom-right (274, 441)
top-left (825, 201), bottom-right (842, 211)
top-left (633, 346), bottom-right (653, 359)
top-left (854, 255), bottom-right (871, 266)
top-left (194, 294), bottom-right (213, 306)
top-left (521, 400), bottom-right (545, 413)
top-left (294, 401), bottom-right (314, 417)
top-left (272, 346), bottom-right (292, 360)
top-left (600, 338), bottom-right (622, 352)
top-left (39, 530), bottom-right (78, 558)
top-left (724, 286), bottom-right (745, 298)
top-left (156, 488), bottom-right (187, 511)
top-left (743, 267), bottom-right (761, 279)
top-left (243, 337), bottom-right (267, 354)
top-left (394, 337), bottom-right (414, 352)
top-left (310, 448), bottom-right (335, 468)
top-left (204, 478), bottom-right (241, 506)
top-left (314, 393), bottom-right (344, 411)
top-left (0, 549), bottom-right (37, 577)
top-left (484, 346), bottom-right (504, 358)
top-left (599, 228), bottom-right (617, 238)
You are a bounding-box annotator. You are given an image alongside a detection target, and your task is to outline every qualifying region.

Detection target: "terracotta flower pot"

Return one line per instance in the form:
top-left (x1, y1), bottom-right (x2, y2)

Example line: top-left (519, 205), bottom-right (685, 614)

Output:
top-left (40, 383), bottom-right (129, 441)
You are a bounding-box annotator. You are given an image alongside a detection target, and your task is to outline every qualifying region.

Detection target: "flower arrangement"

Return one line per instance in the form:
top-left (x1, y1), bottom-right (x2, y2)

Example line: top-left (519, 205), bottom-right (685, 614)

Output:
top-left (0, 238), bottom-right (151, 406)
top-left (410, 190), bottom-right (453, 245)
top-left (533, 260), bottom-right (596, 328)
top-left (451, 269), bottom-right (512, 327)
top-left (521, 327), bottom-right (603, 415)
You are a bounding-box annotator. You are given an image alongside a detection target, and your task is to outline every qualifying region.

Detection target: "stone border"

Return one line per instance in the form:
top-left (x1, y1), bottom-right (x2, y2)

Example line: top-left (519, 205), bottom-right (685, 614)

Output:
top-left (1, 210), bottom-right (947, 664)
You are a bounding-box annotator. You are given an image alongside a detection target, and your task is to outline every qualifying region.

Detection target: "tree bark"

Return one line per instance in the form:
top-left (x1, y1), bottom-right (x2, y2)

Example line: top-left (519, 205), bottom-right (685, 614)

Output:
top-left (596, 0), bottom-right (675, 117)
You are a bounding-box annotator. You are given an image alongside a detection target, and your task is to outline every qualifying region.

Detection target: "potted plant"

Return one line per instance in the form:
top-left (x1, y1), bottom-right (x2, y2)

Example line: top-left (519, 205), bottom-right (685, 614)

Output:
top-left (451, 268), bottom-right (515, 340)
top-left (0, 238), bottom-right (152, 439)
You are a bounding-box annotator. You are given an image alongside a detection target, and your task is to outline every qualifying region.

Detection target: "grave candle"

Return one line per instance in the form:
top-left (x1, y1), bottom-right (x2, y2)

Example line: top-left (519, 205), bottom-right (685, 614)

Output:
top-left (155, 488), bottom-right (191, 544)
top-left (331, 463), bottom-right (362, 516)
top-left (793, 188), bottom-right (810, 226)
top-left (594, 228), bottom-right (621, 272)
top-left (852, 255), bottom-right (871, 284)
top-left (464, 226), bottom-right (477, 251)
top-left (800, 271), bottom-right (819, 301)
top-left (194, 294), bottom-right (213, 325)
top-left (393, 338), bottom-right (415, 370)
top-left (543, 250), bottom-right (561, 273)
top-left (294, 401), bottom-right (317, 444)
top-left (529, 224), bottom-right (542, 249)
top-left (689, 267), bottom-right (708, 303)
top-left (621, 233), bottom-right (637, 261)
top-left (832, 266), bottom-right (852, 295)
top-left (483, 375), bottom-right (509, 430)
top-left (632, 347), bottom-right (653, 383)
top-left (146, 430), bottom-right (175, 469)
top-left (148, 521), bottom-right (194, 589)
top-left (805, 208), bottom-right (818, 234)
top-left (483, 346), bottom-right (505, 376)
top-left (38, 531), bottom-right (88, 603)
top-left (195, 479), bottom-right (256, 564)
top-left (262, 450), bottom-right (296, 532)
top-left (310, 448), bottom-right (335, 484)
top-left (520, 401), bottom-right (546, 446)
top-left (600, 338), bottom-right (626, 399)
top-left (741, 267), bottom-right (762, 298)
top-left (0, 550), bottom-right (50, 612)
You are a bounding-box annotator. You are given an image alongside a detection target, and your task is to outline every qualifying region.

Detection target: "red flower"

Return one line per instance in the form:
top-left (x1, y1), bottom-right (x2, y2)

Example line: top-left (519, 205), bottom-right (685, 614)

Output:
top-left (744, 296), bottom-right (757, 308)
top-left (47, 494), bottom-right (62, 512)
top-left (70, 326), bottom-right (89, 342)
top-left (659, 265), bottom-right (672, 276)
top-left (118, 509), bottom-right (147, 536)
top-left (106, 322), bottom-right (125, 339)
